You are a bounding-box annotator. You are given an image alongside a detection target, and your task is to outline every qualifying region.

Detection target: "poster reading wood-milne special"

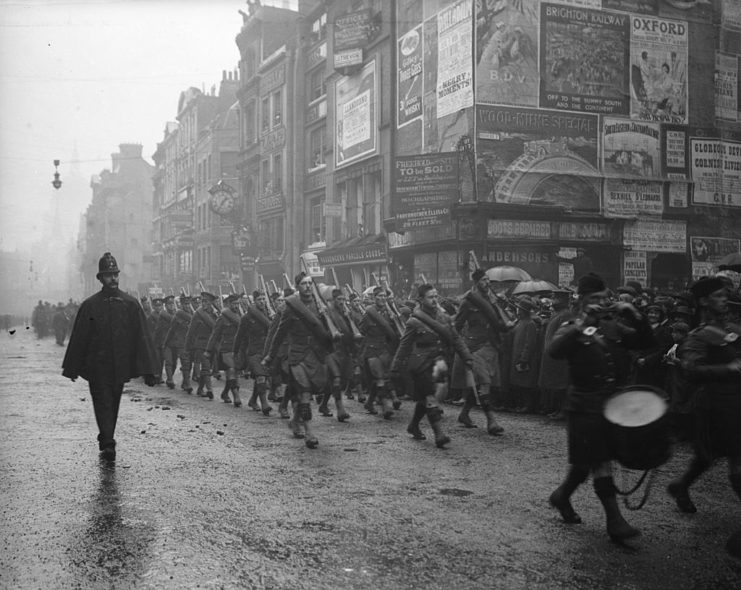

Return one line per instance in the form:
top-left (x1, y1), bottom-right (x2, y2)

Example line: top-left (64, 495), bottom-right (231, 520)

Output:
top-left (540, 3), bottom-right (630, 115)
top-left (476, 105), bottom-right (600, 212)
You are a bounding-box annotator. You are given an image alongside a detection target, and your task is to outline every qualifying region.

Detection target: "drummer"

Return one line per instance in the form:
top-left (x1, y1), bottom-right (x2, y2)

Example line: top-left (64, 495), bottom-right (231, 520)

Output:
top-left (666, 277), bottom-right (741, 535)
top-left (546, 273), bottom-right (655, 542)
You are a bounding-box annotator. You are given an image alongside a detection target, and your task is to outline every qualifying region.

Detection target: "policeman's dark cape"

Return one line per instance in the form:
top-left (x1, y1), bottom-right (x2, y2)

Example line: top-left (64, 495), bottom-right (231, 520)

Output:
top-left (284, 294), bottom-right (333, 347)
top-left (62, 288), bottom-right (159, 384)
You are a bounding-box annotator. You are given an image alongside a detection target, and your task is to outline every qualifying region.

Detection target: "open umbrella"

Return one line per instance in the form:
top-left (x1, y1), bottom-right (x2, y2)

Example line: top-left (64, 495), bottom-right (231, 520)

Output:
top-left (511, 280), bottom-right (558, 295)
top-left (718, 251), bottom-right (741, 272)
top-left (485, 266), bottom-right (532, 282)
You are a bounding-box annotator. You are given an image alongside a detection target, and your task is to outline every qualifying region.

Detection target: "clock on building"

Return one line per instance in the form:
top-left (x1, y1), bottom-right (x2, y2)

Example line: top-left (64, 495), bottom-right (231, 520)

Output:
top-left (208, 181), bottom-right (237, 216)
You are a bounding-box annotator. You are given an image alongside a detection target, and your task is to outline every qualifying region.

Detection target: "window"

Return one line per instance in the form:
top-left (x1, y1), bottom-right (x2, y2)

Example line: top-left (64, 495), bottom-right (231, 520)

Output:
top-left (309, 196), bottom-right (325, 243)
top-left (272, 89), bottom-right (282, 126)
top-left (259, 216), bottom-right (284, 257)
top-left (309, 68), bottom-right (326, 102)
top-left (363, 171), bottom-right (382, 235)
top-left (179, 250), bottom-right (192, 274)
top-left (273, 153), bottom-right (282, 193)
top-left (311, 13), bottom-right (327, 44)
top-left (261, 159), bottom-right (271, 194)
top-left (309, 125), bottom-right (325, 170)
top-left (261, 97), bottom-right (270, 132)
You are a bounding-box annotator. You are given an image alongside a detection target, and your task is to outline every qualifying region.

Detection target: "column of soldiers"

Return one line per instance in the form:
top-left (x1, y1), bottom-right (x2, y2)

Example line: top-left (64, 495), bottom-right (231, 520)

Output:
top-left (128, 266), bottom-right (740, 552)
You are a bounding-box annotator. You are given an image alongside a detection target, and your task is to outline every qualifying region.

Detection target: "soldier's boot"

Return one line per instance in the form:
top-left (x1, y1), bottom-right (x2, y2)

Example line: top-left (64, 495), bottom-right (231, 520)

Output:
top-left (667, 455), bottom-right (709, 514)
top-left (181, 372), bottom-right (193, 394)
top-left (204, 374), bottom-right (214, 400)
top-left (406, 402), bottom-right (427, 440)
top-left (299, 402), bottom-right (318, 449)
top-left (278, 391), bottom-right (290, 419)
top-left (196, 375), bottom-right (207, 397)
top-left (231, 381), bottom-right (242, 408)
top-left (549, 465), bottom-right (588, 524)
top-left (391, 388), bottom-right (402, 410)
top-left (220, 379), bottom-right (232, 403)
top-left (594, 477), bottom-right (640, 542)
top-left (457, 391), bottom-right (477, 428)
top-left (288, 400), bottom-right (304, 438)
top-left (334, 383), bottom-right (350, 422)
top-left (364, 384), bottom-right (378, 415)
top-left (380, 386), bottom-right (394, 420)
top-left (247, 387), bottom-right (260, 411)
top-left (256, 380), bottom-right (272, 416)
top-left (318, 389), bottom-right (333, 417)
top-left (426, 401), bottom-right (450, 449)
top-left (480, 393), bottom-right (504, 436)
top-left (165, 364), bottom-right (175, 389)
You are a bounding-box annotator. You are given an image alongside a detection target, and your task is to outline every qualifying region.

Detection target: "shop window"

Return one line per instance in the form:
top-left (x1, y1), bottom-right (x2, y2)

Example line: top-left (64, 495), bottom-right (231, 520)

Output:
top-left (309, 125), bottom-right (325, 170)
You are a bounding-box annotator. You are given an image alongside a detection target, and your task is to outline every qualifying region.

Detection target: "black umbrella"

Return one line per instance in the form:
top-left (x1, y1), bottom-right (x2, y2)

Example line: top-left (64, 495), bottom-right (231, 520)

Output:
top-left (718, 251), bottom-right (741, 272)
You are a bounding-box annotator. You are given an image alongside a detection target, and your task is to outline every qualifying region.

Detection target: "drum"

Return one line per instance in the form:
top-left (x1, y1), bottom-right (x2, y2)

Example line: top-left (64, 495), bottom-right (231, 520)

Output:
top-left (604, 386), bottom-right (671, 471)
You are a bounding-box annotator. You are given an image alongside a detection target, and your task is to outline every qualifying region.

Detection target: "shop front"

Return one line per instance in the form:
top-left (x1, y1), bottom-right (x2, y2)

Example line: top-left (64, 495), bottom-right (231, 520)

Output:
top-left (315, 233), bottom-right (388, 291)
top-left (622, 219), bottom-right (689, 291)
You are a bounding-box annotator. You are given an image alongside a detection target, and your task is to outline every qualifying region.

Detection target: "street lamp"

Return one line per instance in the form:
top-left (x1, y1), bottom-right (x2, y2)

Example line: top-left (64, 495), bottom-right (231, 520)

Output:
top-left (51, 159), bottom-right (62, 190)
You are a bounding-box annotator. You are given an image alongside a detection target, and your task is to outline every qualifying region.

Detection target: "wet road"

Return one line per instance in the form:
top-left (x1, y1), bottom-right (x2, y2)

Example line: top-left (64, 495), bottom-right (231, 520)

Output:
top-left (1, 327), bottom-right (740, 589)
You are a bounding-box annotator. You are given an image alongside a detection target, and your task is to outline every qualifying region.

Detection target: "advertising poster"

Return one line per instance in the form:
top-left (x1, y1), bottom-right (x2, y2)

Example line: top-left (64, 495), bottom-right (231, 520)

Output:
top-left (603, 178), bottom-right (663, 217)
top-left (667, 182), bottom-right (689, 208)
top-left (392, 153), bottom-right (459, 231)
top-left (623, 250), bottom-right (647, 287)
top-left (436, 0), bottom-right (473, 119)
top-left (690, 138), bottom-right (741, 208)
top-left (335, 60), bottom-right (377, 168)
top-left (333, 10), bottom-right (371, 68)
top-left (722, 0), bottom-right (741, 33)
top-left (691, 236), bottom-right (741, 280)
top-left (623, 220), bottom-right (686, 253)
top-left (715, 52), bottom-right (738, 122)
top-left (629, 15), bottom-right (688, 123)
top-left (398, 25), bottom-right (424, 128)
top-left (540, 3), bottom-right (630, 115)
top-left (660, 123), bottom-right (688, 179)
top-left (476, 0), bottom-right (539, 107)
top-left (602, 116), bottom-right (660, 178)
top-left (476, 105), bottom-right (600, 211)
top-left (602, 0), bottom-right (657, 14)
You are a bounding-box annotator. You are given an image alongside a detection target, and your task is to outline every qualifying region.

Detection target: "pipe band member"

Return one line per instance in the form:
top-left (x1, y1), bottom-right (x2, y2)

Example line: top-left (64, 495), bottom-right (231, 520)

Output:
top-left (547, 272), bottom-right (655, 542)
top-left (391, 284), bottom-right (473, 449)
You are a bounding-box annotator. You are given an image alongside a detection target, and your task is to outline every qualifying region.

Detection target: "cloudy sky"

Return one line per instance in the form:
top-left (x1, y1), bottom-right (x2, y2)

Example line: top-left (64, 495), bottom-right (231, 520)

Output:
top-left (0, 0), bottom-right (247, 250)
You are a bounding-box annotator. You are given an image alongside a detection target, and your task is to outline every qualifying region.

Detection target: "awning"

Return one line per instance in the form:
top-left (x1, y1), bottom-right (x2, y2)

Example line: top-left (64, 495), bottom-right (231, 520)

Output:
top-left (315, 234), bottom-right (387, 267)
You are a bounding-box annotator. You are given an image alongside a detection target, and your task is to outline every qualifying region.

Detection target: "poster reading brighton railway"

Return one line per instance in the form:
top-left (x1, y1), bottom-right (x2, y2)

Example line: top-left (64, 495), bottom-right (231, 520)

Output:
top-left (690, 138), bottom-right (741, 208)
top-left (476, 105), bottom-right (600, 212)
top-left (540, 3), bottom-right (629, 115)
top-left (629, 15), bottom-right (688, 123)
top-left (602, 116), bottom-right (660, 178)
top-left (476, 0), bottom-right (539, 107)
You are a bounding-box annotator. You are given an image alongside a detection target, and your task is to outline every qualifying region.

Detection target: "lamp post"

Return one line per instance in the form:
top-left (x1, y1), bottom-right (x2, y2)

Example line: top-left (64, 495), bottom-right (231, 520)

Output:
top-left (51, 159), bottom-right (62, 190)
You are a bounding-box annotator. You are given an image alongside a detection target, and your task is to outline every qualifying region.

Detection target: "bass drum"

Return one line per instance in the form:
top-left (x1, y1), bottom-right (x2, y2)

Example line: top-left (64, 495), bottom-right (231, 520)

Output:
top-left (604, 386), bottom-right (672, 471)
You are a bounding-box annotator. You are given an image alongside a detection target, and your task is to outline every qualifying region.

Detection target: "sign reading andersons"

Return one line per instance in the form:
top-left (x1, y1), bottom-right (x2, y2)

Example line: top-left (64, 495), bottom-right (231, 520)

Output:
top-left (391, 152), bottom-right (459, 231)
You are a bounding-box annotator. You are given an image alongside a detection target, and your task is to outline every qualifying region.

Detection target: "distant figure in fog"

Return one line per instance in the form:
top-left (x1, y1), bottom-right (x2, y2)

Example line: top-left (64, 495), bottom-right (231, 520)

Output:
top-left (62, 252), bottom-right (158, 462)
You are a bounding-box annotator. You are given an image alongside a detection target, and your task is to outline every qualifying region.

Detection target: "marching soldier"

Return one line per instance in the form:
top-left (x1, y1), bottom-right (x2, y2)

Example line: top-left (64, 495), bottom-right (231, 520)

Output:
top-left (155, 295), bottom-right (175, 387)
top-left (206, 293), bottom-right (243, 407)
top-left (263, 272), bottom-right (334, 449)
top-left (359, 286), bottom-right (401, 419)
top-left (391, 284), bottom-right (473, 449)
top-left (451, 268), bottom-right (510, 435)
top-left (186, 292), bottom-right (218, 399)
top-left (265, 288), bottom-right (294, 419)
top-left (163, 294), bottom-right (194, 393)
top-left (234, 291), bottom-right (273, 415)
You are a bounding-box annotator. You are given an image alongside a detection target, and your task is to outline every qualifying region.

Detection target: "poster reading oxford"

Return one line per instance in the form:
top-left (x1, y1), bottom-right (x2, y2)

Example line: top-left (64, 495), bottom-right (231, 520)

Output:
top-left (540, 3), bottom-right (629, 115)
